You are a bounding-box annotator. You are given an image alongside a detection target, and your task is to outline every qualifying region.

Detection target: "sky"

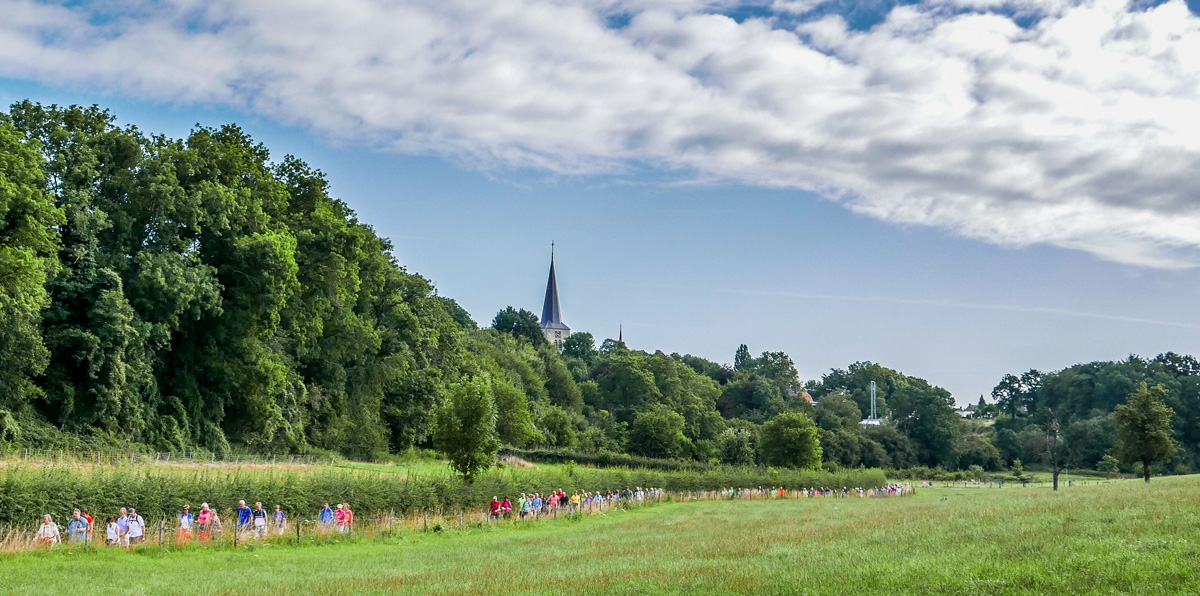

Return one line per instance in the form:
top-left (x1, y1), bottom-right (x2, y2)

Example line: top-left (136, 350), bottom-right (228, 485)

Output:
top-left (4, 0), bottom-right (1200, 403)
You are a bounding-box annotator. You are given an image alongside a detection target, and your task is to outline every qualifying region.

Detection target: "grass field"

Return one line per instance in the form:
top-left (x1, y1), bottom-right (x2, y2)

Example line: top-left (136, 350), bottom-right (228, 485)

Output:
top-left (1, 475), bottom-right (1197, 595)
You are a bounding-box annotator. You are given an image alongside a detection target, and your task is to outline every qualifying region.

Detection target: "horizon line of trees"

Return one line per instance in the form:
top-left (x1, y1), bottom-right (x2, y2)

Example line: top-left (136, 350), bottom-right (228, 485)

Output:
top-left (0, 101), bottom-right (1186, 482)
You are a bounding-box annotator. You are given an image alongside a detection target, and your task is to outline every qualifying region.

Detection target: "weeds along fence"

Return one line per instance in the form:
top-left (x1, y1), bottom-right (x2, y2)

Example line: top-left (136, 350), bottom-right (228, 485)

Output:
top-left (0, 485), bottom-right (909, 555)
top-left (0, 463), bottom-right (886, 527)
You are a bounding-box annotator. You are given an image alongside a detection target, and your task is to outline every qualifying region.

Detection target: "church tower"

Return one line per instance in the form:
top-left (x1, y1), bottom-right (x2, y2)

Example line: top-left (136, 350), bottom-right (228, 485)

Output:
top-left (540, 245), bottom-right (570, 350)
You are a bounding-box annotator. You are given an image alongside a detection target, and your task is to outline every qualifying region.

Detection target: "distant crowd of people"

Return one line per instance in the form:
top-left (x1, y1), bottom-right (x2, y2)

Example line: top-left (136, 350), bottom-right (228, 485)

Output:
top-left (489, 487), bottom-right (663, 519)
top-left (33, 500), bottom-right (359, 549)
top-left (721, 483), bottom-right (913, 499)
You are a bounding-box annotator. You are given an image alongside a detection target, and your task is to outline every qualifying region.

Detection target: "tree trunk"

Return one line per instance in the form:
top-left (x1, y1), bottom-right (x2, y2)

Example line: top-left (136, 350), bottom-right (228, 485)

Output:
top-left (1144, 461), bottom-right (1151, 483)
top-left (1052, 468), bottom-right (1059, 491)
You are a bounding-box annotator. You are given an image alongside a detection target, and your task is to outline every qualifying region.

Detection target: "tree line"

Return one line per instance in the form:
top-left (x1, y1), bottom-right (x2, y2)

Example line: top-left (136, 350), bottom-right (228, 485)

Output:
top-left (0, 102), bottom-right (1184, 482)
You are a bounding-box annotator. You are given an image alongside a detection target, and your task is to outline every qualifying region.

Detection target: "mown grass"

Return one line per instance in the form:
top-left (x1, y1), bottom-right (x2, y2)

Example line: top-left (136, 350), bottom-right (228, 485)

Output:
top-left (2, 475), bottom-right (1198, 595)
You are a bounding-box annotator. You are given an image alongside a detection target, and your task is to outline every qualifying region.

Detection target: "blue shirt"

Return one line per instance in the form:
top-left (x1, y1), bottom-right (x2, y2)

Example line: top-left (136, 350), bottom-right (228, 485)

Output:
top-left (67, 518), bottom-right (88, 540)
top-left (319, 507), bottom-right (334, 524)
top-left (116, 516), bottom-right (129, 534)
top-left (237, 506), bottom-right (252, 525)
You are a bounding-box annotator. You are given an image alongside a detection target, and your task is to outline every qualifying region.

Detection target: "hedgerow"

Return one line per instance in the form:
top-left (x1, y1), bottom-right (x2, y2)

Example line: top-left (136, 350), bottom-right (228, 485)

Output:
top-left (0, 464), bottom-right (886, 526)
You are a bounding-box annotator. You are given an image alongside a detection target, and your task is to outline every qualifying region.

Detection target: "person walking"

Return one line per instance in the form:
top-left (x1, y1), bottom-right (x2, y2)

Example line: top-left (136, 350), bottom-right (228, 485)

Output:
top-left (236, 500), bottom-right (252, 538)
top-left (251, 502), bottom-right (268, 539)
top-left (67, 509), bottom-right (88, 543)
top-left (177, 505), bottom-right (194, 543)
top-left (81, 507), bottom-right (94, 541)
top-left (37, 515), bottom-right (61, 549)
top-left (116, 507), bottom-right (130, 547)
top-left (196, 503), bottom-right (214, 543)
top-left (490, 497), bottom-right (501, 520)
top-left (501, 497), bottom-right (512, 519)
top-left (105, 517), bottom-right (118, 546)
top-left (126, 508), bottom-right (146, 546)
top-left (319, 503), bottom-right (335, 530)
top-left (273, 505), bottom-right (287, 535)
top-left (334, 504), bottom-right (347, 533)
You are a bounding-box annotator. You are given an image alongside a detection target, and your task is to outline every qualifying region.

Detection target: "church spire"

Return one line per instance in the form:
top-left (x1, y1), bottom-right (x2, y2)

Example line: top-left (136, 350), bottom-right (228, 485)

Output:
top-left (539, 243), bottom-right (569, 349)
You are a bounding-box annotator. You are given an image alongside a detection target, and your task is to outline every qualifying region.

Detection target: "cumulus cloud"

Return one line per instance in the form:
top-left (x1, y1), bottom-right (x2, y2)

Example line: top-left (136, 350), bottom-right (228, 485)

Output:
top-left (2, 0), bottom-right (1200, 267)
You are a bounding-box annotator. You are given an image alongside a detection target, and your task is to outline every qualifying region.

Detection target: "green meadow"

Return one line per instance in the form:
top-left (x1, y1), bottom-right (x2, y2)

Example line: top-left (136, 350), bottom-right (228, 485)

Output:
top-left (2, 476), bottom-right (1198, 595)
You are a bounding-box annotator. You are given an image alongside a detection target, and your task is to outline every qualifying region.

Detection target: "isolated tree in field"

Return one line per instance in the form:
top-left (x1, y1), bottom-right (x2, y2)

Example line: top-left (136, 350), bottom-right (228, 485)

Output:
top-left (491, 306), bottom-right (546, 346)
top-left (759, 412), bottom-right (822, 469)
top-left (628, 407), bottom-right (688, 459)
top-left (1112, 382), bottom-right (1175, 483)
top-left (1097, 454), bottom-right (1120, 479)
top-left (1038, 409), bottom-right (1067, 491)
top-left (434, 377), bottom-right (501, 481)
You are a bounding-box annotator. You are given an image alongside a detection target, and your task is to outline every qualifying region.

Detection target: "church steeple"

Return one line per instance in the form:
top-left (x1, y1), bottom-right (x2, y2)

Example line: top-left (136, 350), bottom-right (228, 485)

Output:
top-left (539, 243), bottom-right (569, 350)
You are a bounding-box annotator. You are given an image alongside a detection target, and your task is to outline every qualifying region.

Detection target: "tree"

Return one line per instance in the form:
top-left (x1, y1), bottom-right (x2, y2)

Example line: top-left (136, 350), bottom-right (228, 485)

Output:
top-left (1040, 409), bottom-right (1066, 491)
top-left (491, 306), bottom-right (546, 346)
top-left (759, 412), bottom-right (822, 469)
top-left (538, 406), bottom-right (576, 449)
top-left (628, 407), bottom-right (688, 459)
top-left (991, 370), bottom-right (1042, 419)
top-left (491, 378), bottom-right (539, 447)
top-left (434, 377), bottom-right (501, 481)
top-left (1097, 454), bottom-right (1120, 479)
top-left (562, 332), bottom-right (597, 364)
top-left (0, 121), bottom-right (60, 412)
top-left (439, 297), bottom-right (477, 330)
top-left (717, 427), bottom-right (757, 466)
top-left (599, 337), bottom-right (627, 355)
top-left (733, 344), bottom-right (754, 371)
top-left (1112, 382), bottom-right (1175, 483)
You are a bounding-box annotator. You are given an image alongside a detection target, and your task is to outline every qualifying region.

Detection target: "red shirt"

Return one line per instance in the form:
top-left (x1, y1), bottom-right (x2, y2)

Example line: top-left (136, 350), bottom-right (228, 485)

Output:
top-left (490, 500), bottom-right (501, 513)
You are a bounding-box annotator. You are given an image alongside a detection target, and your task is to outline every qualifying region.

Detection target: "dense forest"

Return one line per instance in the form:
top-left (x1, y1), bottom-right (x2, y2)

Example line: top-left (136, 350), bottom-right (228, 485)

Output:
top-left (1, 102), bottom-right (1197, 476)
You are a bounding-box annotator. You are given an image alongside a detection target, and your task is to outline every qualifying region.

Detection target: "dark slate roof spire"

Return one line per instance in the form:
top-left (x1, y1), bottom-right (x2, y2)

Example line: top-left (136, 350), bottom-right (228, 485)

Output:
top-left (541, 244), bottom-right (568, 330)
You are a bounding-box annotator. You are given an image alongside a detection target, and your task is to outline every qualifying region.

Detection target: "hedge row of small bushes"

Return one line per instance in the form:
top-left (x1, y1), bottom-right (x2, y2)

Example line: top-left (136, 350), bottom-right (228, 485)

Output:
top-left (501, 448), bottom-right (721, 472)
top-left (0, 464), bottom-right (886, 526)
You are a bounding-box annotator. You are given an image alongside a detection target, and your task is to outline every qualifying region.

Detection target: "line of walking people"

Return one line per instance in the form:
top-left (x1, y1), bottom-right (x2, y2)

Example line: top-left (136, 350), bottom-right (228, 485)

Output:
top-left (34, 501), bottom-right (357, 549)
top-left (489, 487), bottom-right (663, 519)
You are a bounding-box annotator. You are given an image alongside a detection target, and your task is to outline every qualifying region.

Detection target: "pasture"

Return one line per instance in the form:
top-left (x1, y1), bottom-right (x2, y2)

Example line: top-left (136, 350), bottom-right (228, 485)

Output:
top-left (1, 475), bottom-right (1197, 595)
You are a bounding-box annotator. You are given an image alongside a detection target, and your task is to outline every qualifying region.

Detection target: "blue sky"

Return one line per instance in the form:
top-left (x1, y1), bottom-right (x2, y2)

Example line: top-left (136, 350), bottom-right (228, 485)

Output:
top-left (4, 0), bottom-right (1200, 403)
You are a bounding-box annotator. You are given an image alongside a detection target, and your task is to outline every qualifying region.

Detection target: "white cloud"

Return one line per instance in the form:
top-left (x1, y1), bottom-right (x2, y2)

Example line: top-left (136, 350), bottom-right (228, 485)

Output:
top-left (3, 0), bottom-right (1200, 267)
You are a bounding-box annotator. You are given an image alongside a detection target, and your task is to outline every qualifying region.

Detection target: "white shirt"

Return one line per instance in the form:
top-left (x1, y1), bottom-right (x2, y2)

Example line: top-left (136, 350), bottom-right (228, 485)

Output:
top-left (127, 516), bottom-right (145, 538)
top-left (107, 523), bottom-right (118, 541)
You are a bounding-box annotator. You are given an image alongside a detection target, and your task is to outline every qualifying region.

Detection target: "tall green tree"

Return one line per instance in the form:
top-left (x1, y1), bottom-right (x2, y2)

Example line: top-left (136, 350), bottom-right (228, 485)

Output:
top-left (491, 306), bottom-right (546, 346)
top-left (562, 332), bottom-right (596, 364)
top-left (1112, 383), bottom-right (1175, 483)
top-left (759, 412), bottom-right (822, 469)
top-left (628, 407), bottom-right (688, 459)
top-left (434, 377), bottom-right (500, 481)
top-left (0, 120), bottom-right (60, 417)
